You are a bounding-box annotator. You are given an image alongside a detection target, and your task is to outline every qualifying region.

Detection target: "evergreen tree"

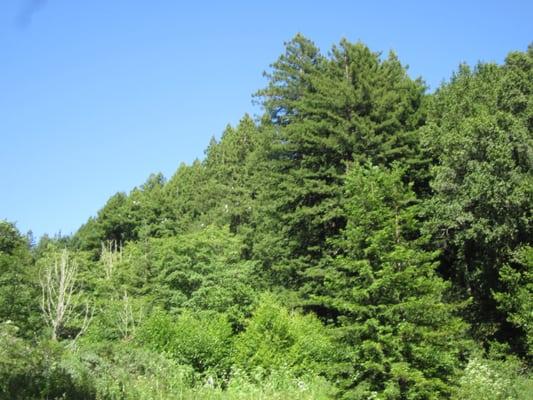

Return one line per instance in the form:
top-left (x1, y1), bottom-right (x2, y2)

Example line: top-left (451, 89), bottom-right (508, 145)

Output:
top-left (254, 36), bottom-right (426, 292)
top-left (255, 33), bottom-right (326, 126)
top-left (0, 221), bottom-right (39, 336)
top-left (202, 114), bottom-right (261, 234)
top-left (163, 160), bottom-right (212, 232)
top-left (73, 192), bottom-right (136, 253)
top-left (316, 164), bottom-right (466, 398)
top-left (421, 46), bottom-right (532, 354)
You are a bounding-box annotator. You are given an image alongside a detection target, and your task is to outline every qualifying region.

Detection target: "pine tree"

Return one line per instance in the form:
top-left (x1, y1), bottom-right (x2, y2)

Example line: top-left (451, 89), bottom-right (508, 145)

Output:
top-left (253, 36), bottom-right (426, 292)
top-left (163, 160), bottom-right (211, 232)
top-left (202, 114), bottom-right (261, 234)
top-left (315, 164), bottom-right (466, 398)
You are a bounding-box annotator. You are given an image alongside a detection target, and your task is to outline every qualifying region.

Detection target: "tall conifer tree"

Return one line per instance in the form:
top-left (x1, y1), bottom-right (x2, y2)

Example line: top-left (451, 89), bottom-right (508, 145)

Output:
top-left (254, 36), bottom-right (426, 292)
top-left (319, 164), bottom-right (466, 399)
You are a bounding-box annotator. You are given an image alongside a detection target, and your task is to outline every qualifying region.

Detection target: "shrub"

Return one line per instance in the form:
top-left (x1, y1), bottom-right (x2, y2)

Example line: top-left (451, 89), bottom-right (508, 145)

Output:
top-left (136, 310), bottom-right (233, 375)
top-left (0, 322), bottom-right (95, 400)
top-left (233, 295), bottom-right (335, 376)
top-left (69, 341), bottom-right (193, 400)
top-left (454, 354), bottom-right (532, 400)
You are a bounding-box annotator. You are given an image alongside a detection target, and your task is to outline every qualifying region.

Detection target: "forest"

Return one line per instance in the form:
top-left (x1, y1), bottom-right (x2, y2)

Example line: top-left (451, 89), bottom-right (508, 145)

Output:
top-left (1, 35), bottom-right (532, 399)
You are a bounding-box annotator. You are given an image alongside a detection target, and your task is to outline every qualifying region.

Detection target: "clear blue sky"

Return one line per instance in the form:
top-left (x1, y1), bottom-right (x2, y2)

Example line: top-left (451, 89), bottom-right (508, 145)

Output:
top-left (1, 0), bottom-right (532, 239)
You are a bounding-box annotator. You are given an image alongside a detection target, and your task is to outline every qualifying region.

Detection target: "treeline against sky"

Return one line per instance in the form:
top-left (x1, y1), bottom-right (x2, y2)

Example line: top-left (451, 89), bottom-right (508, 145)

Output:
top-left (1, 35), bottom-right (532, 399)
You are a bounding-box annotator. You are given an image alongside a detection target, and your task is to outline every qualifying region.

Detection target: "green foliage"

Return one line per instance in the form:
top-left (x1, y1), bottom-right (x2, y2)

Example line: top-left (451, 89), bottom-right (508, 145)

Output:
top-left (493, 246), bottom-right (533, 355)
top-left (256, 33), bottom-right (325, 126)
top-left (84, 290), bottom-right (145, 342)
top-left (233, 295), bottom-right (335, 376)
top-left (72, 341), bottom-right (335, 400)
top-left (453, 353), bottom-right (532, 400)
top-left (118, 226), bottom-right (257, 323)
top-left (253, 35), bottom-right (426, 292)
top-left (317, 163), bottom-right (467, 398)
top-left (1, 325), bottom-right (335, 400)
top-left (0, 221), bottom-right (40, 335)
top-left (68, 342), bottom-right (194, 400)
top-left (162, 160), bottom-right (213, 233)
top-left (422, 48), bottom-right (533, 352)
top-left (202, 115), bottom-right (261, 234)
top-left (0, 322), bottom-right (95, 400)
top-left (74, 171), bottom-right (191, 254)
top-left (191, 368), bottom-right (336, 400)
top-left (136, 310), bottom-right (234, 375)
top-left (74, 192), bottom-right (137, 253)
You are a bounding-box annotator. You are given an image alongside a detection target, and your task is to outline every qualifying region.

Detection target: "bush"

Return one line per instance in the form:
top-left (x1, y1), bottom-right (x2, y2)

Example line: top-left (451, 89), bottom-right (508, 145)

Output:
top-left (68, 341), bottom-right (193, 400)
top-left (66, 341), bottom-right (335, 400)
top-left (136, 310), bottom-right (233, 375)
top-left (0, 322), bottom-right (95, 400)
top-left (454, 354), bottom-right (532, 400)
top-left (189, 367), bottom-right (336, 400)
top-left (233, 295), bottom-right (335, 376)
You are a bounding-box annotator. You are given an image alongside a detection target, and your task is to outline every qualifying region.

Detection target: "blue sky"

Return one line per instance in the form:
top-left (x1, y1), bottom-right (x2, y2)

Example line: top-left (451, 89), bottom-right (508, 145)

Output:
top-left (1, 0), bottom-right (532, 239)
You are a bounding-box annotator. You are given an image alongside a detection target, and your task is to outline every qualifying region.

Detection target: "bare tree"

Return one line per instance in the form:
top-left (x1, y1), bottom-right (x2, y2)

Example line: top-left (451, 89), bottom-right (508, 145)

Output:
top-left (100, 240), bottom-right (122, 280)
top-left (40, 249), bottom-right (91, 341)
top-left (116, 290), bottom-right (136, 339)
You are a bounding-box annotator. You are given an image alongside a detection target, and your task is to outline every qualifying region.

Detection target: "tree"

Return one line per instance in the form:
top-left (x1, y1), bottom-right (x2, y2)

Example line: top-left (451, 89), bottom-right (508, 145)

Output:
top-left (493, 246), bottom-right (533, 356)
top-left (112, 225), bottom-right (257, 326)
top-left (0, 221), bottom-right (39, 336)
top-left (73, 192), bottom-right (134, 254)
top-left (253, 36), bottom-right (426, 293)
top-left (421, 46), bottom-right (532, 353)
top-left (40, 249), bottom-right (91, 341)
top-left (314, 164), bottom-right (466, 398)
top-left (163, 160), bottom-right (212, 232)
top-left (202, 114), bottom-right (261, 234)
top-left (255, 33), bottom-right (325, 126)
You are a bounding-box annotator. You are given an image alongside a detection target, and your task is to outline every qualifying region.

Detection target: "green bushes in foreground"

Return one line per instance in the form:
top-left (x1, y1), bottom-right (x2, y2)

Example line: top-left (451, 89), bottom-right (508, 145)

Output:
top-left (136, 310), bottom-right (234, 375)
top-left (2, 304), bottom-right (532, 399)
top-left (0, 320), bottom-right (335, 400)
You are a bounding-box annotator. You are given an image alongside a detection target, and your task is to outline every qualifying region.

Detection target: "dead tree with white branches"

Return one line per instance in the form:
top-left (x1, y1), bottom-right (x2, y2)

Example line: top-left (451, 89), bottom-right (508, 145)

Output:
top-left (40, 249), bottom-right (92, 341)
top-left (100, 240), bottom-right (122, 280)
top-left (116, 290), bottom-right (136, 339)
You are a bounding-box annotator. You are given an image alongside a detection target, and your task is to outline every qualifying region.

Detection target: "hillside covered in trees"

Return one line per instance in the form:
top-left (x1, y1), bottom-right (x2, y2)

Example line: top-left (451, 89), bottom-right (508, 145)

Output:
top-left (1, 35), bottom-right (532, 399)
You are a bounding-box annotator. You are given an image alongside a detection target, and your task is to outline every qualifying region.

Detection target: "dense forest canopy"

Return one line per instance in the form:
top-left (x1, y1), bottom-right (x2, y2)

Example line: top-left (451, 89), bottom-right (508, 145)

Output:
top-left (1, 36), bottom-right (532, 399)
